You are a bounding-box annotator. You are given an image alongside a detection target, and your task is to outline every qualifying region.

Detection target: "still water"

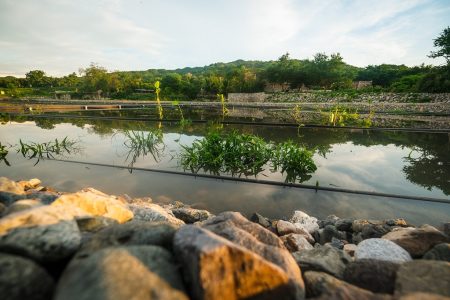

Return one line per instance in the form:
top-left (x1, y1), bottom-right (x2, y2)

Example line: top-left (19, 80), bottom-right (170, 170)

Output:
top-left (1, 114), bottom-right (449, 226)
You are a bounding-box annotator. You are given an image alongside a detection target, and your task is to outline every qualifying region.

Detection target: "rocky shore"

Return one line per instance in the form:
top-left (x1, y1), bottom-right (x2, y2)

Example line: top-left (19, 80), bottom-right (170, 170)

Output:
top-left (0, 176), bottom-right (449, 300)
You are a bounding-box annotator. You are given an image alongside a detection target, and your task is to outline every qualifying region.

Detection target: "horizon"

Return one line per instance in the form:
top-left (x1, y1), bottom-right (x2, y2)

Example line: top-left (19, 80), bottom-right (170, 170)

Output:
top-left (1, 0), bottom-right (449, 77)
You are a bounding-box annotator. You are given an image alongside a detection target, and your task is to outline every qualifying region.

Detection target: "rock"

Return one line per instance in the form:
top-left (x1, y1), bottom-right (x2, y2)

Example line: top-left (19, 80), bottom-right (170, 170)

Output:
top-left (355, 238), bottom-right (412, 263)
top-left (382, 225), bottom-right (449, 257)
top-left (128, 203), bottom-right (184, 226)
top-left (173, 225), bottom-right (303, 300)
top-left (0, 205), bottom-right (82, 263)
top-left (250, 212), bottom-right (271, 228)
top-left (344, 259), bottom-right (400, 294)
top-left (423, 243), bottom-right (450, 262)
top-left (397, 292), bottom-right (450, 300)
top-left (352, 219), bottom-right (383, 233)
top-left (290, 210), bottom-right (319, 234)
top-left (77, 221), bottom-right (177, 257)
top-left (443, 223), bottom-right (450, 237)
top-left (76, 216), bottom-right (119, 232)
top-left (385, 218), bottom-right (408, 227)
top-left (282, 233), bottom-right (314, 252)
top-left (0, 202), bottom-right (6, 215)
top-left (303, 271), bottom-right (351, 298)
top-left (277, 220), bottom-right (315, 242)
top-left (17, 178), bottom-right (41, 191)
top-left (319, 215), bottom-right (340, 228)
top-left (317, 225), bottom-right (346, 245)
top-left (312, 284), bottom-right (393, 300)
top-left (395, 260), bottom-right (450, 297)
top-left (343, 244), bottom-right (357, 257)
top-left (52, 188), bottom-right (133, 223)
top-left (55, 246), bottom-right (188, 300)
top-left (326, 237), bottom-right (346, 250)
top-left (361, 223), bottom-right (390, 240)
top-left (293, 245), bottom-right (351, 279)
top-left (25, 191), bottom-right (58, 204)
top-left (0, 177), bottom-right (25, 205)
top-left (3, 199), bottom-right (43, 215)
top-left (172, 207), bottom-right (212, 224)
top-left (0, 253), bottom-right (55, 300)
top-left (336, 218), bottom-right (354, 232)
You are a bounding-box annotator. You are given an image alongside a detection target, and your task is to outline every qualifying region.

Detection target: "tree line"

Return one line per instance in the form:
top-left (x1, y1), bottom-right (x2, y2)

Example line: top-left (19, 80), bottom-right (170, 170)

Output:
top-left (1, 27), bottom-right (449, 99)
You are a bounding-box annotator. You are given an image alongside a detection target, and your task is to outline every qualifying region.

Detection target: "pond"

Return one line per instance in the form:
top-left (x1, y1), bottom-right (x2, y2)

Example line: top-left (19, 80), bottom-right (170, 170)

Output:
top-left (1, 111), bottom-right (449, 226)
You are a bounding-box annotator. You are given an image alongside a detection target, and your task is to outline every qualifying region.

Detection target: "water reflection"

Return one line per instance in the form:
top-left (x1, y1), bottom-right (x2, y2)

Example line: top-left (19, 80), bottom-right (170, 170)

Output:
top-left (121, 129), bottom-right (165, 171)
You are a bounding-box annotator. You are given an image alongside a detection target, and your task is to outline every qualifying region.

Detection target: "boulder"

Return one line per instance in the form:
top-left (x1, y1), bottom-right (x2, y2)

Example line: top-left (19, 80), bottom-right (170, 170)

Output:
top-left (76, 216), bottom-right (119, 233)
top-left (303, 271), bottom-right (352, 298)
top-left (52, 188), bottom-right (133, 223)
top-left (250, 212), bottom-right (271, 228)
top-left (343, 259), bottom-right (400, 294)
top-left (290, 210), bottom-right (319, 234)
top-left (0, 205), bottom-right (82, 263)
top-left (0, 177), bottom-right (25, 205)
top-left (423, 243), bottom-right (450, 262)
top-left (292, 245), bottom-right (351, 279)
top-left (281, 234), bottom-right (314, 252)
top-left (173, 225), bottom-right (304, 300)
top-left (77, 221), bottom-right (177, 257)
top-left (382, 225), bottom-right (449, 257)
top-left (354, 238), bottom-right (412, 263)
top-left (55, 246), bottom-right (188, 300)
top-left (128, 203), bottom-right (184, 226)
top-left (3, 199), bottom-right (43, 215)
top-left (395, 260), bottom-right (450, 297)
top-left (171, 207), bottom-right (212, 223)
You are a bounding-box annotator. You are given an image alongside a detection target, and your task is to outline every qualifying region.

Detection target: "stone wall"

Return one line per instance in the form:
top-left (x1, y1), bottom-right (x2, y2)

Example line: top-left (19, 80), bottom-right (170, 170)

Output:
top-left (227, 92), bottom-right (268, 103)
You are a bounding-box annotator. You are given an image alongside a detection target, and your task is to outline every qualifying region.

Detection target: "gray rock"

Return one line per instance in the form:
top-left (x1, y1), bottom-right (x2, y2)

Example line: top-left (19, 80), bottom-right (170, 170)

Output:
top-left (344, 259), bottom-right (400, 294)
top-left (290, 210), bottom-right (319, 234)
top-left (0, 253), bottom-right (54, 300)
top-left (293, 245), bottom-right (352, 279)
top-left (352, 219), bottom-right (383, 233)
top-left (361, 223), bottom-right (390, 240)
top-left (382, 225), bottom-right (449, 257)
top-left (76, 216), bottom-right (119, 233)
top-left (77, 220), bottom-right (177, 257)
top-left (128, 203), bottom-right (184, 226)
top-left (26, 191), bottom-right (58, 204)
top-left (0, 177), bottom-right (25, 205)
top-left (319, 215), bottom-right (340, 228)
top-left (55, 246), bottom-right (188, 300)
top-left (397, 292), bottom-right (450, 300)
top-left (443, 223), bottom-right (450, 237)
top-left (3, 199), bottom-right (43, 215)
top-left (423, 243), bottom-right (450, 262)
top-left (326, 237), bottom-right (346, 250)
top-left (281, 233), bottom-right (314, 252)
top-left (250, 212), bottom-right (271, 228)
top-left (317, 225), bottom-right (346, 244)
top-left (355, 238), bottom-right (412, 263)
top-left (172, 207), bottom-right (212, 223)
top-left (385, 218), bottom-right (408, 227)
top-left (336, 218), bottom-right (354, 232)
top-left (0, 205), bottom-right (81, 263)
top-left (0, 202), bottom-right (6, 216)
top-left (395, 260), bottom-right (450, 297)
top-left (173, 225), bottom-right (304, 300)
top-left (312, 284), bottom-right (392, 300)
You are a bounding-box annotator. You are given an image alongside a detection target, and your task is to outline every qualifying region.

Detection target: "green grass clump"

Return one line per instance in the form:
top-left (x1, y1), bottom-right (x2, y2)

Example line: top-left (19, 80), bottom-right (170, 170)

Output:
top-left (18, 137), bottom-right (79, 165)
top-left (123, 129), bottom-right (165, 169)
top-left (0, 142), bottom-right (10, 166)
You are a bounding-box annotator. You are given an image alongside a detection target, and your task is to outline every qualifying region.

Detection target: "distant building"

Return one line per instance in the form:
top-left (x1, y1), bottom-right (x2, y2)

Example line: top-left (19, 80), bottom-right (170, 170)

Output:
top-left (352, 81), bottom-right (372, 90)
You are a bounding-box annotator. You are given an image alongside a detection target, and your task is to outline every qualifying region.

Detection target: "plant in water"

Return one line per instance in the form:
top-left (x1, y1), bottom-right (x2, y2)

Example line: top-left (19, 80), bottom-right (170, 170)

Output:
top-left (154, 81), bottom-right (163, 120)
top-left (172, 100), bottom-right (192, 128)
top-left (0, 142), bottom-right (10, 166)
top-left (18, 137), bottom-right (80, 165)
top-left (217, 94), bottom-right (229, 119)
top-left (328, 106), bottom-right (359, 126)
top-left (123, 129), bottom-right (165, 171)
top-left (291, 104), bottom-right (304, 134)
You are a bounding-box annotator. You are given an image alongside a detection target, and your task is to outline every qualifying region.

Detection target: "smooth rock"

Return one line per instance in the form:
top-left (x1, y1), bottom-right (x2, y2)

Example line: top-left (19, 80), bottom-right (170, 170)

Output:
top-left (172, 207), bottom-right (212, 223)
top-left (355, 238), bottom-right (412, 263)
top-left (293, 245), bottom-right (351, 278)
top-left (395, 260), bottom-right (450, 297)
top-left (423, 243), bottom-right (450, 262)
top-left (0, 253), bottom-right (55, 300)
top-left (282, 233), bottom-right (314, 252)
top-left (382, 225), bottom-right (449, 257)
top-left (129, 203), bottom-right (184, 226)
top-left (343, 244), bottom-right (357, 257)
top-left (344, 259), bottom-right (400, 294)
top-left (0, 177), bottom-right (25, 205)
top-left (76, 216), bottom-right (119, 232)
top-left (174, 225), bottom-right (303, 300)
top-left (55, 246), bottom-right (188, 300)
top-left (52, 188), bottom-right (133, 223)
top-left (77, 221), bottom-right (177, 257)
top-left (290, 210), bottom-right (319, 234)
top-left (250, 212), bottom-right (271, 228)
top-left (0, 205), bottom-right (82, 263)
top-left (3, 199), bottom-right (43, 215)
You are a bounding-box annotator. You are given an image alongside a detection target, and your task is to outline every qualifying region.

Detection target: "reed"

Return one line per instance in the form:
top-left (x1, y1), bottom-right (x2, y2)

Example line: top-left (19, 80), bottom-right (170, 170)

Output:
top-left (123, 129), bottom-right (165, 170)
top-left (18, 137), bottom-right (79, 165)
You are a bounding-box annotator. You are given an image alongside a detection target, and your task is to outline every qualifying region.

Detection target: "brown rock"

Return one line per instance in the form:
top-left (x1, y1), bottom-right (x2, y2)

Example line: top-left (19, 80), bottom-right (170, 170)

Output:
top-left (172, 207), bottom-right (212, 223)
top-left (382, 225), bottom-right (449, 257)
top-left (343, 244), bottom-right (357, 256)
top-left (277, 220), bottom-right (316, 242)
top-left (0, 177), bottom-right (25, 205)
top-left (76, 216), bottom-right (119, 232)
top-left (303, 271), bottom-right (352, 298)
top-left (313, 285), bottom-right (393, 300)
top-left (128, 203), bottom-right (184, 226)
top-left (397, 292), bottom-right (450, 300)
top-left (17, 178), bottom-right (41, 191)
top-left (282, 233), bottom-right (314, 252)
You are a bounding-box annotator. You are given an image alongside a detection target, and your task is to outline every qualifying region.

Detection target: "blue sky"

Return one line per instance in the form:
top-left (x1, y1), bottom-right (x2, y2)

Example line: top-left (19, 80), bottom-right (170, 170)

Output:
top-left (0, 0), bottom-right (449, 76)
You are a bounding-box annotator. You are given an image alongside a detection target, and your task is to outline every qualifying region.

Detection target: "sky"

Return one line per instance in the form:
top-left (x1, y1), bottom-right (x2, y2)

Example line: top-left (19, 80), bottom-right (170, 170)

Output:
top-left (0, 0), bottom-right (449, 77)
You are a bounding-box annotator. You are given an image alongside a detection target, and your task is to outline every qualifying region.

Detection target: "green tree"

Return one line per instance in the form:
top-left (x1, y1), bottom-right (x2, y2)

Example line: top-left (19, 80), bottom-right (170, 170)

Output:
top-left (25, 70), bottom-right (47, 87)
top-left (429, 27), bottom-right (450, 64)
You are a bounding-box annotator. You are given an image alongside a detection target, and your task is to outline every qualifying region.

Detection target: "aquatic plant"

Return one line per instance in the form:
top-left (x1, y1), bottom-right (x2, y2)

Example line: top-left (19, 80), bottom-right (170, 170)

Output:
top-left (0, 142), bottom-right (10, 166)
top-left (155, 81), bottom-right (163, 120)
top-left (328, 106), bottom-right (359, 126)
top-left (18, 137), bottom-right (79, 165)
top-left (123, 129), bottom-right (165, 170)
top-left (172, 100), bottom-right (192, 128)
top-left (291, 104), bottom-right (304, 135)
top-left (217, 94), bottom-right (229, 119)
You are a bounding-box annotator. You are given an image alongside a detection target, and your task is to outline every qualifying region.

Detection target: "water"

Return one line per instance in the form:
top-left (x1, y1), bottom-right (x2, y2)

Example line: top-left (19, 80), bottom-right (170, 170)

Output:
top-left (1, 113), bottom-right (449, 226)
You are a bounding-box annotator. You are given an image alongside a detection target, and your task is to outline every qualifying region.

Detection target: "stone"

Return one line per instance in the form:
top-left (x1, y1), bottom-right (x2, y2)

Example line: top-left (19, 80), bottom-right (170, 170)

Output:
top-left (0, 177), bottom-right (25, 205)
top-left (276, 220), bottom-right (315, 242)
top-left (77, 221), bottom-right (177, 257)
top-left (293, 245), bottom-right (351, 279)
top-left (0, 253), bottom-right (55, 300)
top-left (385, 218), bottom-right (408, 227)
top-left (395, 260), bottom-right (450, 297)
top-left (128, 203), bottom-right (184, 226)
top-left (423, 243), bottom-right (450, 262)
top-left (0, 202), bottom-right (6, 216)
top-left (382, 225), bottom-right (449, 257)
top-left (290, 210), bottom-right (319, 234)
top-left (0, 205), bottom-right (82, 263)
top-left (3, 199), bottom-right (43, 215)
top-left (52, 188), bottom-right (133, 223)
top-left (317, 225), bottom-right (346, 245)
top-left (343, 244), bottom-right (357, 257)
top-left (397, 292), bottom-right (450, 300)
top-left (25, 191), bottom-right (58, 204)
top-left (172, 207), bottom-right (212, 223)
top-left (336, 218), bottom-right (354, 232)
top-left (352, 219), bottom-right (382, 233)
top-left (443, 223), bottom-right (450, 237)
top-left (313, 284), bottom-right (393, 300)
top-left (55, 246), bottom-right (188, 300)
top-left (326, 237), bottom-right (346, 250)
top-left (361, 223), bottom-right (391, 240)
top-left (173, 225), bottom-right (304, 300)
top-left (355, 238), bottom-right (412, 263)
top-left (250, 212), bottom-right (271, 228)
top-left (281, 233), bottom-right (314, 252)
top-left (319, 214), bottom-right (340, 228)
top-left (344, 259), bottom-right (400, 294)
top-left (17, 178), bottom-right (41, 191)
top-left (76, 216), bottom-right (119, 232)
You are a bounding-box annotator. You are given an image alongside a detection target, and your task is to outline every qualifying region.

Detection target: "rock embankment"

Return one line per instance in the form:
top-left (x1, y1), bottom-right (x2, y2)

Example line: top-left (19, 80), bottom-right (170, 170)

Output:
top-left (0, 176), bottom-right (449, 300)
